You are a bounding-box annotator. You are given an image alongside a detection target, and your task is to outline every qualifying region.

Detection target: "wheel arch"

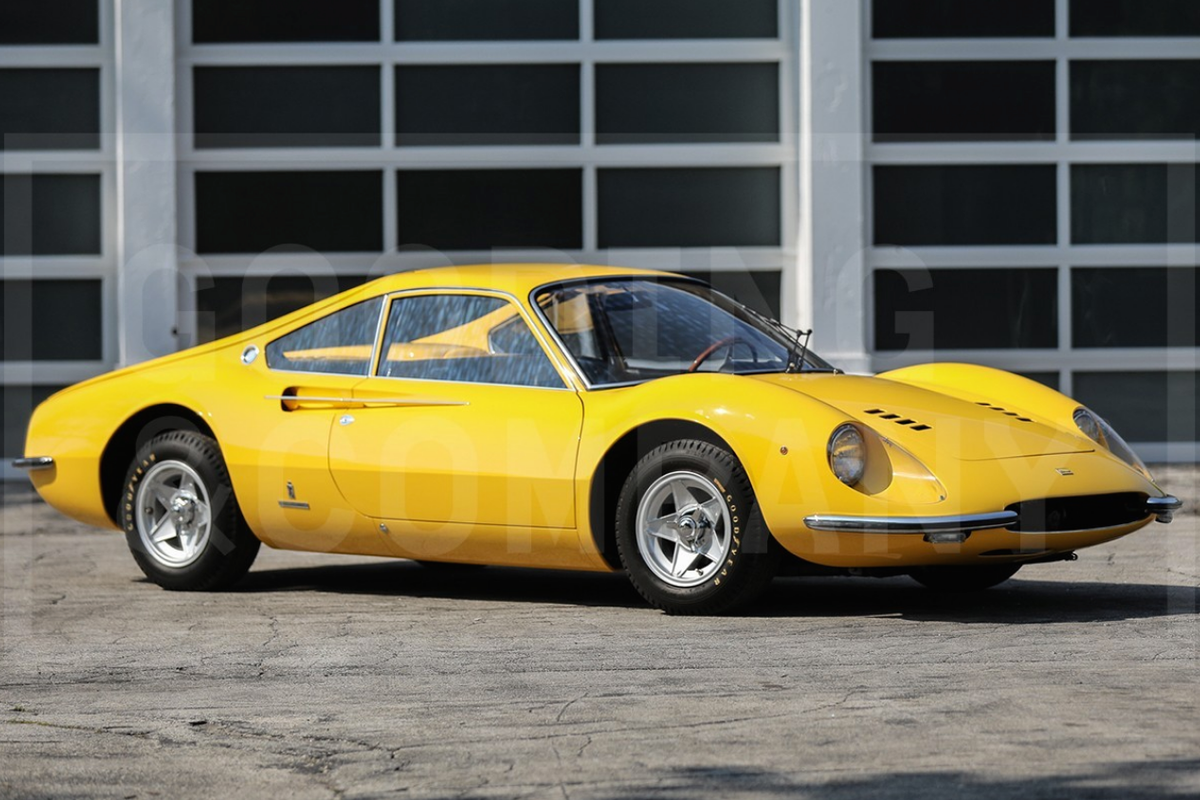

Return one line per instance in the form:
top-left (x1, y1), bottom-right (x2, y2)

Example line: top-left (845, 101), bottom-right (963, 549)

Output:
top-left (99, 404), bottom-right (218, 526)
top-left (586, 418), bottom-right (735, 570)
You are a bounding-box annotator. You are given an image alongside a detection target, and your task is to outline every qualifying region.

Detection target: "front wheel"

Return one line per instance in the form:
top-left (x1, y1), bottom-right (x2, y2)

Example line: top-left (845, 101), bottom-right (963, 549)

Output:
top-left (122, 431), bottom-right (260, 591)
top-left (908, 564), bottom-right (1021, 592)
top-left (615, 439), bottom-right (779, 614)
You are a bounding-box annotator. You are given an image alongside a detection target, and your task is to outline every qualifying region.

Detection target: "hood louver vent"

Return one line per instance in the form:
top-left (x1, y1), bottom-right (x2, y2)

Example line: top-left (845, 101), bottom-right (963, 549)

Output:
top-left (975, 401), bottom-right (1033, 423)
top-left (864, 408), bottom-right (932, 431)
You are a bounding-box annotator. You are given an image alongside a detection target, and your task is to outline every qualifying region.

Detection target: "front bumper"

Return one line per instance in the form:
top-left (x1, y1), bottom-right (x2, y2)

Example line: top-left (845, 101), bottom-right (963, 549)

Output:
top-left (12, 456), bottom-right (54, 471)
top-left (803, 494), bottom-right (1182, 541)
top-left (1146, 495), bottom-right (1183, 523)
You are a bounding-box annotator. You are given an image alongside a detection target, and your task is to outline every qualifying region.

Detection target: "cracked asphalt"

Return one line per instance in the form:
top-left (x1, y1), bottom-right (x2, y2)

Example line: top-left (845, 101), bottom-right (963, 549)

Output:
top-left (1, 466), bottom-right (1198, 799)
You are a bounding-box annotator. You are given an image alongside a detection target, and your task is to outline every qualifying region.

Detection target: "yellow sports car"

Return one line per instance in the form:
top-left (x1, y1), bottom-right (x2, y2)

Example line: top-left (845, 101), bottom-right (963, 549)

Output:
top-left (16, 264), bottom-right (1181, 614)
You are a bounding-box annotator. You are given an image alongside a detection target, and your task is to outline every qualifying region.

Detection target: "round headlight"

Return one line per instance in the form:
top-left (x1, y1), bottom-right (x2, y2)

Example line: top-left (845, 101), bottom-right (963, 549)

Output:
top-left (828, 424), bottom-right (866, 486)
top-left (1073, 407), bottom-right (1104, 445)
top-left (1073, 406), bottom-right (1150, 479)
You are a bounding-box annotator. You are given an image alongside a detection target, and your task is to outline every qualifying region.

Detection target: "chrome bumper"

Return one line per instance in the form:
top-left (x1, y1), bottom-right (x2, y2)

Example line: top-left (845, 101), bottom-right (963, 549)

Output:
top-left (11, 456), bottom-right (54, 471)
top-left (804, 494), bottom-right (1182, 541)
top-left (1146, 495), bottom-right (1182, 523)
top-left (803, 511), bottom-right (1017, 535)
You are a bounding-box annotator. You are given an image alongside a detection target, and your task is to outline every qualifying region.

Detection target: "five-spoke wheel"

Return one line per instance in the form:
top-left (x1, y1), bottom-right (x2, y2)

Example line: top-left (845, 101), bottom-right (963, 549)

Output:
top-left (122, 431), bottom-right (259, 591)
top-left (616, 439), bottom-right (779, 614)
top-left (134, 461), bottom-right (213, 568)
top-left (635, 471), bottom-right (733, 588)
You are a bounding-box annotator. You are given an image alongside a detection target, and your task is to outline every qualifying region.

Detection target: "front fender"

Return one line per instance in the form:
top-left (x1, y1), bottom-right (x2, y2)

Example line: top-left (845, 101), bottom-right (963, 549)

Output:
top-left (575, 373), bottom-right (864, 554)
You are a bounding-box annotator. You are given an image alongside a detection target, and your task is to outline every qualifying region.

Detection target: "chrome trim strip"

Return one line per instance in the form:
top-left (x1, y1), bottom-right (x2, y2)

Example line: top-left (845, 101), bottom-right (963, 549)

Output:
top-left (11, 456), bottom-right (54, 470)
top-left (264, 395), bottom-right (469, 407)
top-left (277, 500), bottom-right (311, 510)
top-left (803, 510), bottom-right (1018, 534)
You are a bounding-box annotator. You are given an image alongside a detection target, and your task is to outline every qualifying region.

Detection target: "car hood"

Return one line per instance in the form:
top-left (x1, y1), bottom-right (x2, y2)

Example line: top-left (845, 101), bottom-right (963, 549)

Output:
top-left (748, 372), bottom-right (1092, 462)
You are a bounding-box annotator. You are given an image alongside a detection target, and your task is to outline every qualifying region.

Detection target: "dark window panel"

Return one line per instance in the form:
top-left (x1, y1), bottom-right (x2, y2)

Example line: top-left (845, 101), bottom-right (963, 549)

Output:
top-left (0, 69), bottom-right (100, 151)
top-left (1071, 164), bottom-right (1198, 245)
top-left (3, 385), bottom-right (68, 458)
top-left (595, 0), bottom-right (777, 39)
top-left (397, 169), bottom-right (582, 250)
top-left (194, 67), bottom-right (381, 149)
top-left (379, 294), bottom-right (562, 387)
top-left (265, 298), bottom-right (381, 376)
top-left (874, 268), bottom-right (1058, 351)
top-left (596, 63), bottom-right (778, 145)
top-left (873, 0), bottom-right (1054, 38)
top-left (1019, 372), bottom-right (1060, 390)
top-left (192, 0), bottom-right (379, 43)
top-left (395, 65), bottom-right (579, 146)
top-left (679, 270), bottom-right (782, 319)
top-left (395, 0), bottom-right (577, 41)
top-left (1070, 0), bottom-right (1200, 37)
top-left (1072, 267), bottom-right (1198, 348)
top-left (0, 0), bottom-right (97, 45)
top-left (1, 280), bottom-right (102, 360)
top-left (195, 274), bottom-right (370, 344)
top-left (599, 168), bottom-right (780, 248)
top-left (195, 171), bottom-right (382, 254)
top-left (873, 61), bottom-right (1055, 142)
top-left (1, 174), bottom-right (101, 256)
top-left (874, 165), bottom-right (1057, 246)
top-left (1073, 371), bottom-right (1199, 443)
top-left (1071, 61), bottom-right (1200, 141)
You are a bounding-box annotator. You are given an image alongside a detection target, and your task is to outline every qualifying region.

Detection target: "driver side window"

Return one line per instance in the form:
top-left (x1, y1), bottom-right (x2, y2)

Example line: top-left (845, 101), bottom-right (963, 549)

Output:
top-left (377, 294), bottom-right (564, 388)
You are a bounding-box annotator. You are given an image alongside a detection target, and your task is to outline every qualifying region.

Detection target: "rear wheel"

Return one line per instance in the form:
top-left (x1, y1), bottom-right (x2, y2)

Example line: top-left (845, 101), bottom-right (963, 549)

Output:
top-left (121, 431), bottom-right (259, 590)
top-left (908, 564), bottom-right (1021, 592)
top-left (615, 439), bottom-right (779, 614)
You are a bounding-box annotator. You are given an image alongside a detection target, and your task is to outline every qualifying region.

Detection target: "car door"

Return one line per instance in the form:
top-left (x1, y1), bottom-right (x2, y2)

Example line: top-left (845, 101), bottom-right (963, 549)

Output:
top-left (233, 296), bottom-right (389, 555)
top-left (327, 291), bottom-right (584, 562)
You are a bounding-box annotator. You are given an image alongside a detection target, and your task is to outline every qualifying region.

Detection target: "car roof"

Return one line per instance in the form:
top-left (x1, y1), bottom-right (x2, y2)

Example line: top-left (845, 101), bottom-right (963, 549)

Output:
top-left (353, 263), bottom-right (679, 299)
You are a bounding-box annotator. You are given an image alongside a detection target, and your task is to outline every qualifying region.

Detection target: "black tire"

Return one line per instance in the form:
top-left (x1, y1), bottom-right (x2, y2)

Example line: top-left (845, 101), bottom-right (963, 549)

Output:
top-left (615, 439), bottom-right (779, 615)
top-left (121, 431), bottom-right (259, 591)
top-left (413, 560), bottom-right (486, 571)
top-left (908, 564), bottom-right (1021, 592)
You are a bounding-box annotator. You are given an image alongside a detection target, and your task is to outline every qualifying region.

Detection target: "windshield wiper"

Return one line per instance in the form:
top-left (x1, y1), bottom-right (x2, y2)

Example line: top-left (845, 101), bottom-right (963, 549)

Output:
top-left (743, 307), bottom-right (816, 373)
top-left (790, 326), bottom-right (813, 375)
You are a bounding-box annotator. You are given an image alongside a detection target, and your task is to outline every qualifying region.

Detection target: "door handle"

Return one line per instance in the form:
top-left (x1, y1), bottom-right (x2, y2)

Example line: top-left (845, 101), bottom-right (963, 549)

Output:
top-left (269, 388), bottom-right (468, 412)
top-left (269, 388), bottom-right (360, 411)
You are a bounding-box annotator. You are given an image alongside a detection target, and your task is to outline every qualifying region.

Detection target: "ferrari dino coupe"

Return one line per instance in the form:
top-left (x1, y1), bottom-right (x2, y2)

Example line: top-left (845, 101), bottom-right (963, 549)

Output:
top-left (16, 264), bottom-right (1181, 613)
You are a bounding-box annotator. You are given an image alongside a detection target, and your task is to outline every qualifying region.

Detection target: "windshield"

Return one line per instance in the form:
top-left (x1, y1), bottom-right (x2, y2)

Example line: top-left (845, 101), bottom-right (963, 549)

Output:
top-left (535, 278), bottom-right (835, 387)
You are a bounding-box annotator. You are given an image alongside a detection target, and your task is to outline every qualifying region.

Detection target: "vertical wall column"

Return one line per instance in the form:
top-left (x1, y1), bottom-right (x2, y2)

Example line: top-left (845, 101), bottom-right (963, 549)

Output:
top-left (115, 0), bottom-right (178, 365)
top-left (798, 0), bottom-right (870, 373)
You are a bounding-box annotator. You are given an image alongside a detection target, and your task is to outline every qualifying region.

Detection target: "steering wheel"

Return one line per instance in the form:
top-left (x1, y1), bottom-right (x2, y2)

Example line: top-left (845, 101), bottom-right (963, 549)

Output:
top-left (688, 336), bottom-right (759, 373)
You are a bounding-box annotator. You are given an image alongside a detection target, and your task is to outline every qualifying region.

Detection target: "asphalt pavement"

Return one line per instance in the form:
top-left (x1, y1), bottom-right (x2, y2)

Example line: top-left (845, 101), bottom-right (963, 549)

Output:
top-left (1, 466), bottom-right (1197, 799)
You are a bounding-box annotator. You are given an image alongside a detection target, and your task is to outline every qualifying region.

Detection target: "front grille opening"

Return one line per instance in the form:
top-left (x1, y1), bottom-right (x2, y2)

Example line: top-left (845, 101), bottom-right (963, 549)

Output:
top-left (1006, 493), bottom-right (1149, 533)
